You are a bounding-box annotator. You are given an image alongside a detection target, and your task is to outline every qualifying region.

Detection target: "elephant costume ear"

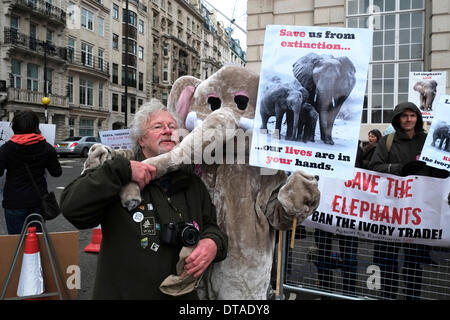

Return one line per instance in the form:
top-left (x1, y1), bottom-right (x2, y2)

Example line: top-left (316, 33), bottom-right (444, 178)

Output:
top-left (167, 76), bottom-right (201, 126)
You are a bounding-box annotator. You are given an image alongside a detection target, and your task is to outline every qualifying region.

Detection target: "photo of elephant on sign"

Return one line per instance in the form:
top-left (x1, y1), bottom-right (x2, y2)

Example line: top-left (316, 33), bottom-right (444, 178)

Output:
top-left (413, 79), bottom-right (438, 111)
top-left (259, 78), bottom-right (318, 141)
top-left (431, 121), bottom-right (450, 152)
top-left (293, 52), bottom-right (356, 145)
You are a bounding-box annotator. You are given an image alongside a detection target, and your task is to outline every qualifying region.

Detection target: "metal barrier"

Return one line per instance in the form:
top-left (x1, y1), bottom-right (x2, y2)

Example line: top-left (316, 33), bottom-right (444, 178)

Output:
top-left (279, 226), bottom-right (450, 300)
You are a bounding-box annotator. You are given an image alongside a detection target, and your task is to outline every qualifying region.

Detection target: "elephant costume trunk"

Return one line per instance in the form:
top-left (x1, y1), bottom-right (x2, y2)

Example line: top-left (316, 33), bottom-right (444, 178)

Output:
top-left (142, 107), bottom-right (240, 178)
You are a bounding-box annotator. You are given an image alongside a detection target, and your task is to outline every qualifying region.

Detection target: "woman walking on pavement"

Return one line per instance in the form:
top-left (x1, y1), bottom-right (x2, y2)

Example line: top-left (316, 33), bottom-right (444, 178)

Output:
top-left (0, 110), bottom-right (62, 234)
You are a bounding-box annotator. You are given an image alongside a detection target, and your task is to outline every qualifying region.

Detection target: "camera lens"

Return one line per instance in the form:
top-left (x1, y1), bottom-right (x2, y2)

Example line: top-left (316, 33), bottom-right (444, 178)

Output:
top-left (181, 226), bottom-right (200, 247)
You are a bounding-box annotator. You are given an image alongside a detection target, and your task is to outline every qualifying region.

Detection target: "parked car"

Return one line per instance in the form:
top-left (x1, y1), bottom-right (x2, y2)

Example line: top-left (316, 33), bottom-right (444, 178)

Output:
top-left (54, 136), bottom-right (100, 157)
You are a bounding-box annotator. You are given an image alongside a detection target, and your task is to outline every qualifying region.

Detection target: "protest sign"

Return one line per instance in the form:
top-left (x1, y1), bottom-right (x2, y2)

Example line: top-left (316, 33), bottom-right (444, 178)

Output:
top-left (408, 71), bottom-right (447, 121)
top-left (99, 129), bottom-right (132, 150)
top-left (0, 121), bottom-right (56, 146)
top-left (301, 168), bottom-right (450, 246)
top-left (249, 25), bottom-right (373, 179)
top-left (420, 95), bottom-right (450, 172)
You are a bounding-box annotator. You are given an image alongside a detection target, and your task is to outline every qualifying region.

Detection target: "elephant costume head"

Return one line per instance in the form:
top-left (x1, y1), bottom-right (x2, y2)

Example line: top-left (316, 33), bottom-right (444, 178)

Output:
top-left (168, 65), bottom-right (259, 126)
top-left (293, 52), bottom-right (356, 145)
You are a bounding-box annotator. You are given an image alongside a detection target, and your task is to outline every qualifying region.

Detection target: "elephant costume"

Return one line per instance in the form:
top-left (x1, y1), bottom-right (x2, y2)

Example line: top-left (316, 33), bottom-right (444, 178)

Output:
top-left (413, 79), bottom-right (437, 111)
top-left (293, 52), bottom-right (356, 145)
top-left (259, 80), bottom-right (309, 140)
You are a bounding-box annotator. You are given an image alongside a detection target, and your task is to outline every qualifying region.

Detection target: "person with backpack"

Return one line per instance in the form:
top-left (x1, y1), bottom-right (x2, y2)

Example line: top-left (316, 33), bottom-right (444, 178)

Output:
top-left (368, 102), bottom-right (449, 299)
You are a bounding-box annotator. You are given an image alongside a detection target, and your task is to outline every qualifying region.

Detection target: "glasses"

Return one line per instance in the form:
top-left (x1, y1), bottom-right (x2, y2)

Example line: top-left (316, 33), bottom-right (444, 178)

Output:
top-left (148, 122), bottom-right (178, 134)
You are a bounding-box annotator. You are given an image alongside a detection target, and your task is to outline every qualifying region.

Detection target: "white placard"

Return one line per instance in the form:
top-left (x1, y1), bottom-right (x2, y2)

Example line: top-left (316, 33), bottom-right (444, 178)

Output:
top-left (249, 25), bottom-right (373, 179)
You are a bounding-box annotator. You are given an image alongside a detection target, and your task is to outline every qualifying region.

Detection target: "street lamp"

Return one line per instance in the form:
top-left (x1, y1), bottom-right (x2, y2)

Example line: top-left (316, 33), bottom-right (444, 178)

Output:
top-left (43, 40), bottom-right (49, 124)
top-left (124, 0), bottom-right (129, 128)
top-left (41, 96), bottom-right (50, 124)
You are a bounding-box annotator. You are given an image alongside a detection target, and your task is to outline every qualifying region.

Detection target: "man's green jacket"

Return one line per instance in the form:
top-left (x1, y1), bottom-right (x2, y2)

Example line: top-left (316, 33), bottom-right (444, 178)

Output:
top-left (60, 156), bottom-right (228, 299)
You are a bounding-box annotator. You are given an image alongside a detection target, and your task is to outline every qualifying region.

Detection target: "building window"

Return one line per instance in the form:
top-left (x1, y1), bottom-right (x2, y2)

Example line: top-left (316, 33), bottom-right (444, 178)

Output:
top-left (139, 46), bottom-right (144, 60)
top-left (27, 63), bottom-right (38, 91)
top-left (81, 43), bottom-right (93, 67)
top-left (11, 16), bottom-right (19, 32)
top-left (122, 39), bottom-right (136, 55)
top-left (69, 117), bottom-right (75, 136)
top-left (81, 8), bottom-right (94, 31)
top-left (68, 38), bottom-right (75, 62)
top-left (346, 0), bottom-right (424, 124)
top-left (112, 93), bottom-right (119, 111)
top-left (113, 3), bottom-right (119, 20)
top-left (139, 19), bottom-right (144, 33)
top-left (11, 60), bottom-right (21, 89)
top-left (46, 29), bottom-right (53, 44)
top-left (112, 33), bottom-right (119, 49)
top-left (122, 67), bottom-right (136, 87)
top-left (80, 79), bottom-right (93, 106)
top-left (138, 72), bottom-right (144, 91)
top-left (68, 2), bottom-right (76, 24)
top-left (98, 17), bottom-right (104, 37)
top-left (112, 63), bottom-right (119, 84)
top-left (98, 49), bottom-right (104, 71)
top-left (46, 68), bottom-right (52, 94)
top-left (130, 97), bottom-right (136, 114)
top-left (99, 83), bottom-right (103, 108)
top-left (123, 9), bottom-right (137, 27)
top-left (68, 76), bottom-right (73, 103)
top-left (79, 119), bottom-right (94, 136)
top-left (163, 63), bottom-right (168, 82)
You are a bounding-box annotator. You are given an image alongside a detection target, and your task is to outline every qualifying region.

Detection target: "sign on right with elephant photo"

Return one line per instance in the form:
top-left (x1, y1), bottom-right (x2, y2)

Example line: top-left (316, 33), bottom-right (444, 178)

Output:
top-left (420, 95), bottom-right (450, 172)
top-left (408, 71), bottom-right (447, 122)
top-left (250, 25), bottom-right (373, 179)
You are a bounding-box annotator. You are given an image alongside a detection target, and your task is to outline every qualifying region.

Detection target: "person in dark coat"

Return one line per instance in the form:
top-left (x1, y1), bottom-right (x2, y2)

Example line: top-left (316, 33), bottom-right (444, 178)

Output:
top-left (60, 99), bottom-right (228, 299)
top-left (361, 129), bottom-right (382, 169)
top-left (369, 102), bottom-right (449, 300)
top-left (0, 110), bottom-right (62, 234)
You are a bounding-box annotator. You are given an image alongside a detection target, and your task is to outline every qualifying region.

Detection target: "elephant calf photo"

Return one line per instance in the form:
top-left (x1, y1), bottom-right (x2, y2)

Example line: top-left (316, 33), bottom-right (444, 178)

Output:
top-left (293, 52), bottom-right (356, 145)
top-left (259, 80), bottom-right (309, 140)
top-left (432, 121), bottom-right (450, 152)
top-left (413, 79), bottom-right (438, 111)
top-left (296, 102), bottom-right (318, 143)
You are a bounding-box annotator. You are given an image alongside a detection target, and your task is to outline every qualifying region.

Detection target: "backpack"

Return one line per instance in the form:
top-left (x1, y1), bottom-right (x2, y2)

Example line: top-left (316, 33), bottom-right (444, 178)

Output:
top-left (385, 132), bottom-right (395, 153)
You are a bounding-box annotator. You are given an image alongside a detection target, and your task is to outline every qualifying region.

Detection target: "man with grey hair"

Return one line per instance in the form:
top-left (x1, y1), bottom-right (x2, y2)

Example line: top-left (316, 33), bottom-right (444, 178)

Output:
top-left (61, 99), bottom-right (228, 299)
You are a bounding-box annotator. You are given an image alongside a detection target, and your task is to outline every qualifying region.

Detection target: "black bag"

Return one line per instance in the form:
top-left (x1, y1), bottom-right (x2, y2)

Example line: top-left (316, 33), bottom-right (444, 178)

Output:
top-left (24, 162), bottom-right (61, 221)
top-left (40, 191), bottom-right (61, 220)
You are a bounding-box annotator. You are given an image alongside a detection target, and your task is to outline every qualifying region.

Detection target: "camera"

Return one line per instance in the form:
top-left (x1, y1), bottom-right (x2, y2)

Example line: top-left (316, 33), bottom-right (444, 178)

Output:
top-left (161, 221), bottom-right (200, 247)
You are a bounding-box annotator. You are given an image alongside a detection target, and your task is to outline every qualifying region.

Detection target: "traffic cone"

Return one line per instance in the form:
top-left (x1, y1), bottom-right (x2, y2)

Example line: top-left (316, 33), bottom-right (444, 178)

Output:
top-left (17, 226), bottom-right (45, 297)
top-left (84, 225), bottom-right (102, 253)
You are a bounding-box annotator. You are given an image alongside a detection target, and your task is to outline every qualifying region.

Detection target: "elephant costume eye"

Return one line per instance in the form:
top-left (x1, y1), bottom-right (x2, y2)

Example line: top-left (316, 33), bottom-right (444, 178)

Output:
top-left (207, 95), bottom-right (221, 111)
top-left (234, 94), bottom-right (249, 110)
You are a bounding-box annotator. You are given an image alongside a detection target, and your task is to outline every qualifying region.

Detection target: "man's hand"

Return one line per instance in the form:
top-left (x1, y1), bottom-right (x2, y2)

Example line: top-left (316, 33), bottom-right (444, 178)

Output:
top-left (130, 160), bottom-right (157, 190)
top-left (184, 238), bottom-right (217, 278)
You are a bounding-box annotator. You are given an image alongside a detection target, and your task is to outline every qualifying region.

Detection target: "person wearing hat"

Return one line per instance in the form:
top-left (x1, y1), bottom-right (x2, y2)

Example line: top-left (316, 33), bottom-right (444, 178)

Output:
top-left (369, 102), bottom-right (449, 300)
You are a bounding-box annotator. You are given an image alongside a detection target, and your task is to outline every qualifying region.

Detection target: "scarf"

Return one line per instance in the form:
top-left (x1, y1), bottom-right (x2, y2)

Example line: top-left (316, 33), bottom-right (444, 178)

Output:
top-left (10, 133), bottom-right (45, 145)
